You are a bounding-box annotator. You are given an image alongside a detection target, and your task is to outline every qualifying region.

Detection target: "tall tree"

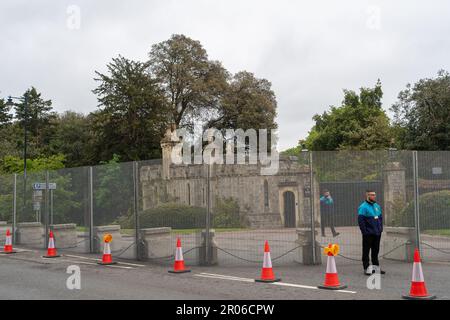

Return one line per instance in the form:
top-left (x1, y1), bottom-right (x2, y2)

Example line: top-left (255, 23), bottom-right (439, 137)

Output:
top-left (0, 96), bottom-right (16, 158)
top-left (47, 111), bottom-right (96, 167)
top-left (93, 55), bottom-right (169, 162)
top-left (208, 71), bottom-right (277, 131)
top-left (148, 34), bottom-right (229, 130)
top-left (14, 87), bottom-right (56, 156)
top-left (304, 80), bottom-right (393, 150)
top-left (0, 97), bottom-right (13, 125)
top-left (391, 70), bottom-right (450, 150)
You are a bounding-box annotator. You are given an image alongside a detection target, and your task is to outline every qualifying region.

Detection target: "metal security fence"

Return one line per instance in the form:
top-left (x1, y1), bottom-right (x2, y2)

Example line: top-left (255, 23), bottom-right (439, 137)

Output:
top-left (0, 151), bottom-right (449, 266)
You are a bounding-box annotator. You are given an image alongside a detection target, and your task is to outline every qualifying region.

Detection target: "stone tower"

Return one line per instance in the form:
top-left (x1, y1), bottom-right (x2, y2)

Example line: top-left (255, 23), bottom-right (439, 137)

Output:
top-left (160, 123), bottom-right (179, 180)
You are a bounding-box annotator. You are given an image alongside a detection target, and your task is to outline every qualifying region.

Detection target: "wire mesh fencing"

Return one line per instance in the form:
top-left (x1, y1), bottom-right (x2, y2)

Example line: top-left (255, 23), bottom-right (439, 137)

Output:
top-left (0, 150), bottom-right (449, 266)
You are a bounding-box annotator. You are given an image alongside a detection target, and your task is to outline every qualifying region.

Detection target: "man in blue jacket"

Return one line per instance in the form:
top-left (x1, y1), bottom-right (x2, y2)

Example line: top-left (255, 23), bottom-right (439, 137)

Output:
top-left (320, 189), bottom-right (340, 237)
top-left (358, 190), bottom-right (386, 275)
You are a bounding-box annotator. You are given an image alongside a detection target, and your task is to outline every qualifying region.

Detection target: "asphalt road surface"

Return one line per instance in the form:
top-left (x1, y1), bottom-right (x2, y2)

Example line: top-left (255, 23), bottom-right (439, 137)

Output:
top-left (0, 248), bottom-right (449, 300)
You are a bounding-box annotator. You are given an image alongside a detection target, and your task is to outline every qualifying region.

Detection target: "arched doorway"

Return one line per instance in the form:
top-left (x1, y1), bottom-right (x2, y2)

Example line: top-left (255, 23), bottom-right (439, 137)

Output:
top-left (283, 191), bottom-right (296, 227)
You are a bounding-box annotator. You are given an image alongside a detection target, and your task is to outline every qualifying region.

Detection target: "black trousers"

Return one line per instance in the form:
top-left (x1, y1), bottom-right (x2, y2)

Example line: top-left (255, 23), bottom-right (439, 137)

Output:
top-left (362, 234), bottom-right (381, 270)
top-left (320, 214), bottom-right (337, 236)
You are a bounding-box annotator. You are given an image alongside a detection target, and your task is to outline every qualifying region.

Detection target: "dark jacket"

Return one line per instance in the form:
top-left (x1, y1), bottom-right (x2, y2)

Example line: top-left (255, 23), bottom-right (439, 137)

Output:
top-left (358, 200), bottom-right (383, 236)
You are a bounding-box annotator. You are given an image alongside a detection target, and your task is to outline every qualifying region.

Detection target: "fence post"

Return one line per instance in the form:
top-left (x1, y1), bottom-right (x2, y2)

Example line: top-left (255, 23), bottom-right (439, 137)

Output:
top-left (12, 173), bottom-right (17, 245)
top-left (309, 151), bottom-right (317, 265)
top-left (133, 161), bottom-right (140, 260)
top-left (205, 164), bottom-right (211, 265)
top-left (412, 151), bottom-right (421, 253)
top-left (89, 166), bottom-right (94, 253)
top-left (44, 170), bottom-right (50, 249)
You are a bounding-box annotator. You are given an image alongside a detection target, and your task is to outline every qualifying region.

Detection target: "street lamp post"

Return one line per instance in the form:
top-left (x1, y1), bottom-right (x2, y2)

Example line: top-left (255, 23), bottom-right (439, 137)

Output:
top-left (6, 94), bottom-right (28, 243)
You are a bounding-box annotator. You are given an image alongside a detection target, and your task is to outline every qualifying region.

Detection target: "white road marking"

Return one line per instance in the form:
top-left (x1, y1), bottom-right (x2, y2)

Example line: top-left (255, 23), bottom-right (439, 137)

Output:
top-left (195, 272), bottom-right (357, 294)
top-left (60, 259), bottom-right (134, 269)
top-left (195, 273), bottom-right (255, 282)
top-left (63, 254), bottom-right (144, 267)
top-left (271, 282), bottom-right (319, 290)
top-left (273, 282), bottom-right (356, 293)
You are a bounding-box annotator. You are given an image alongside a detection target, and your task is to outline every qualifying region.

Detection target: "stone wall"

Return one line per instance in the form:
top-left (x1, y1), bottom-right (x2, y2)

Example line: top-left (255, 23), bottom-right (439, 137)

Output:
top-left (140, 157), bottom-right (317, 229)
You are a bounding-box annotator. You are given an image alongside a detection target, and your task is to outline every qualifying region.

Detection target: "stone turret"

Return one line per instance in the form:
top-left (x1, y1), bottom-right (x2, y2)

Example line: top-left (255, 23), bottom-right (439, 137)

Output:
top-left (161, 123), bottom-right (179, 180)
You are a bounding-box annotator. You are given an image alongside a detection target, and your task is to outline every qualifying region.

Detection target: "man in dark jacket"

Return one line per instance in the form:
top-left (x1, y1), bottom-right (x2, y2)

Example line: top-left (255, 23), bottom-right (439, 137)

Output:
top-left (358, 190), bottom-right (386, 275)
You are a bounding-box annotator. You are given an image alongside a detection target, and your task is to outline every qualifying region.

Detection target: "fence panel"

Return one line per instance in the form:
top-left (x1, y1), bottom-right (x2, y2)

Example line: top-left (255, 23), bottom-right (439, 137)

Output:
top-left (0, 173), bottom-right (14, 242)
top-left (417, 151), bottom-right (450, 262)
top-left (312, 150), bottom-right (417, 265)
top-left (92, 161), bottom-right (136, 260)
top-left (137, 159), bottom-right (202, 266)
top-left (46, 166), bottom-right (90, 253)
top-left (15, 170), bottom-right (47, 248)
top-left (204, 154), bottom-right (311, 267)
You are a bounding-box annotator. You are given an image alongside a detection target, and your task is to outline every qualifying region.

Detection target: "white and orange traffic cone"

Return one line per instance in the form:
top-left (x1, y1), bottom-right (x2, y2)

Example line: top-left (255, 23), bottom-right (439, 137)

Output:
top-left (255, 241), bottom-right (281, 283)
top-left (168, 237), bottom-right (191, 273)
top-left (42, 230), bottom-right (60, 258)
top-left (318, 244), bottom-right (347, 290)
top-left (402, 248), bottom-right (436, 300)
top-left (97, 233), bottom-right (117, 265)
top-left (1, 229), bottom-right (16, 254)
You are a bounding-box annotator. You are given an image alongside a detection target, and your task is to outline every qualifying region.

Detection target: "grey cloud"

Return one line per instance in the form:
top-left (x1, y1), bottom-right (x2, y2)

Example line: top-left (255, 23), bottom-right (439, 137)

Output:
top-left (1, 0), bottom-right (449, 151)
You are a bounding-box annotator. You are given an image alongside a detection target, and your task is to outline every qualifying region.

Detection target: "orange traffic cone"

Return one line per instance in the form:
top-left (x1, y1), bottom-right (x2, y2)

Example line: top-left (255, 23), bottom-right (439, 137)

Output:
top-left (318, 244), bottom-right (346, 290)
top-left (168, 237), bottom-right (191, 273)
top-left (43, 230), bottom-right (60, 258)
top-left (97, 234), bottom-right (117, 265)
top-left (1, 229), bottom-right (16, 254)
top-left (255, 241), bottom-right (281, 283)
top-left (402, 248), bottom-right (436, 300)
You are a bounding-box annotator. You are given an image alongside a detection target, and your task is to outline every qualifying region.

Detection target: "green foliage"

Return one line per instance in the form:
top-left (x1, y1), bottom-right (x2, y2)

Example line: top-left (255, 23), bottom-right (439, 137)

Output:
top-left (396, 191), bottom-right (450, 229)
top-left (0, 154), bottom-right (65, 174)
top-left (0, 160), bottom-right (79, 224)
top-left (93, 155), bottom-right (134, 225)
top-left (0, 123), bottom-right (23, 159)
top-left (311, 150), bottom-right (389, 181)
top-left (0, 97), bottom-right (12, 125)
top-left (47, 111), bottom-right (95, 167)
top-left (14, 87), bottom-right (57, 155)
top-left (303, 81), bottom-right (394, 151)
top-left (1, 35), bottom-right (279, 167)
top-left (117, 197), bottom-right (245, 230)
top-left (391, 70), bottom-right (450, 150)
top-left (118, 203), bottom-right (206, 229)
top-left (44, 169), bottom-right (81, 224)
top-left (208, 71), bottom-right (277, 131)
top-left (148, 34), bottom-right (229, 130)
top-left (213, 197), bottom-right (242, 228)
top-left (92, 55), bottom-right (169, 162)
top-left (0, 174), bottom-right (13, 222)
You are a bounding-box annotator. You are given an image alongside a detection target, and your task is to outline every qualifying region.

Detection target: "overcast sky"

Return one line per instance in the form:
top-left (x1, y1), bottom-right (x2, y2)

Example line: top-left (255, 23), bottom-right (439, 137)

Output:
top-left (1, 0), bottom-right (450, 151)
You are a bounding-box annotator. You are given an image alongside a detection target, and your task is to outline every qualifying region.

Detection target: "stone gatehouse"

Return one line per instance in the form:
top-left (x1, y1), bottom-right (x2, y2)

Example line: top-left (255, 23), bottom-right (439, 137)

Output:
top-left (139, 127), bottom-right (321, 229)
top-left (139, 127), bottom-right (414, 229)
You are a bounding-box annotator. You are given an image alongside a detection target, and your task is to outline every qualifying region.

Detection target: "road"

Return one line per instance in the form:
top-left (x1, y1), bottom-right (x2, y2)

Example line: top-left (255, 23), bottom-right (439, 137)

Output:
top-left (0, 247), bottom-right (449, 300)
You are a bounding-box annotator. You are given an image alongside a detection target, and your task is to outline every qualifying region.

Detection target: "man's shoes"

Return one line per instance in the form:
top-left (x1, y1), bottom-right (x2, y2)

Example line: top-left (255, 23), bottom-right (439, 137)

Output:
top-left (333, 232), bottom-right (340, 237)
top-left (372, 269), bottom-right (386, 274)
top-left (372, 266), bottom-right (386, 274)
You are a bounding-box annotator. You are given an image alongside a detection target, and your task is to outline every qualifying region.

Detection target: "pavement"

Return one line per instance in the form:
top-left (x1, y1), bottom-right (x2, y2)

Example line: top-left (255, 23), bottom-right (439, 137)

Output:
top-left (0, 246), bottom-right (449, 300)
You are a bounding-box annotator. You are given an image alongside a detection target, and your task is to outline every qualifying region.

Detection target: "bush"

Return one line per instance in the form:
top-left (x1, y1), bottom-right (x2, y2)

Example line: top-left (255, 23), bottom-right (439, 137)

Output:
top-left (213, 197), bottom-right (243, 228)
top-left (397, 190), bottom-right (450, 230)
top-left (117, 203), bottom-right (206, 229)
top-left (116, 197), bottom-right (245, 230)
